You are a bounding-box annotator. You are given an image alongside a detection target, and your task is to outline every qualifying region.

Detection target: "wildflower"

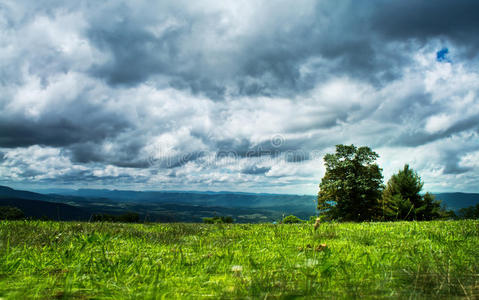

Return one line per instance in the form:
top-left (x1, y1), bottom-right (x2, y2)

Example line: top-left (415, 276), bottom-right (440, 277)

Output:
top-left (315, 243), bottom-right (327, 251)
top-left (231, 265), bottom-right (243, 273)
top-left (305, 259), bottom-right (319, 267)
top-left (314, 217), bottom-right (321, 231)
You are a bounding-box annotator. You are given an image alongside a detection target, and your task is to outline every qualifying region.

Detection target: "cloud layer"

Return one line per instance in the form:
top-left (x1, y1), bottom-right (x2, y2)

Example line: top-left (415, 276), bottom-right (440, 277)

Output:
top-left (1, 0), bottom-right (479, 193)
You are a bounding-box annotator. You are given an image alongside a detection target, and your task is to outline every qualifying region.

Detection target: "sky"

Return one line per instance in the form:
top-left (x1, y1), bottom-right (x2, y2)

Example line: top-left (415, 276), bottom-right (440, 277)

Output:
top-left (1, 0), bottom-right (479, 194)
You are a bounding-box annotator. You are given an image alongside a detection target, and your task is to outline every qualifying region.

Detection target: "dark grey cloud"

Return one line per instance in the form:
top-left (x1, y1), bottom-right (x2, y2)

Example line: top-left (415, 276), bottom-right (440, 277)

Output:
top-left (73, 0), bottom-right (479, 99)
top-left (88, 16), bottom-right (187, 86)
top-left (148, 151), bottom-right (207, 169)
top-left (371, 0), bottom-right (479, 48)
top-left (0, 116), bottom-right (128, 148)
top-left (285, 151), bottom-right (310, 163)
top-left (393, 116), bottom-right (479, 147)
top-left (212, 137), bottom-right (310, 160)
top-left (68, 139), bottom-right (150, 169)
top-left (439, 140), bottom-right (479, 175)
top-left (241, 166), bottom-right (271, 175)
top-left (443, 159), bottom-right (471, 175)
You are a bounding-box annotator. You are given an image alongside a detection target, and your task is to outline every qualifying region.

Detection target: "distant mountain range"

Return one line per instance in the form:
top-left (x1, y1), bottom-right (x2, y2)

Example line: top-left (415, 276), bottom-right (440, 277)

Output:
top-left (0, 185), bottom-right (478, 222)
top-left (431, 193), bottom-right (479, 212)
top-left (0, 186), bottom-right (317, 222)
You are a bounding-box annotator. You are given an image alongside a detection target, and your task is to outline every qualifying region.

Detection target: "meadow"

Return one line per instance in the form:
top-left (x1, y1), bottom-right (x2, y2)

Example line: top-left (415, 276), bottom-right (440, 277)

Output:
top-left (0, 220), bottom-right (478, 299)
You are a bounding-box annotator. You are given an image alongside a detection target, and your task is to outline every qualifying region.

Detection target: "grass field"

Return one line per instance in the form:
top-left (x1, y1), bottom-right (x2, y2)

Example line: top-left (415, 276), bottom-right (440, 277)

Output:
top-left (0, 220), bottom-right (478, 299)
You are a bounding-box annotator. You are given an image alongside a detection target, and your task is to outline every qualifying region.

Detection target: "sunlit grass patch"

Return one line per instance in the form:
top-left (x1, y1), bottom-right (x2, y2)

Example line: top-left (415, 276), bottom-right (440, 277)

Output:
top-left (0, 220), bottom-right (478, 298)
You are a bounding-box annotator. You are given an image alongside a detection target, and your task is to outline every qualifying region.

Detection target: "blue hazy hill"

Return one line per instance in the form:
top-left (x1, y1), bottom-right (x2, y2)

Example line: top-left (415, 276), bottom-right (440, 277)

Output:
top-left (1, 186), bottom-right (478, 222)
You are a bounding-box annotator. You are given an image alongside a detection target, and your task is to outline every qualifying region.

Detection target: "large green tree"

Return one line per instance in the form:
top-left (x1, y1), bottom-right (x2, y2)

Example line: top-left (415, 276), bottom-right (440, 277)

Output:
top-left (379, 164), bottom-right (442, 220)
top-left (317, 144), bottom-right (384, 221)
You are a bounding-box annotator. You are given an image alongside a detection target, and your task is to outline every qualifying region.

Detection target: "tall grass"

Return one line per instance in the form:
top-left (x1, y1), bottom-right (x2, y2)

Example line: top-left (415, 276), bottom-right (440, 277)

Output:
top-left (0, 220), bottom-right (478, 298)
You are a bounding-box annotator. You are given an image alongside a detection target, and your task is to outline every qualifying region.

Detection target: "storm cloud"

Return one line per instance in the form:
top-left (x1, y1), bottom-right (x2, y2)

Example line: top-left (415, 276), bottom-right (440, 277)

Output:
top-left (1, 0), bottom-right (479, 193)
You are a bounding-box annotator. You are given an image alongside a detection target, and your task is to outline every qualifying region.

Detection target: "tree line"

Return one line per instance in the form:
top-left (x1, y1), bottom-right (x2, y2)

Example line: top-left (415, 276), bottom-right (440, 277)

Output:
top-left (317, 144), bottom-right (456, 221)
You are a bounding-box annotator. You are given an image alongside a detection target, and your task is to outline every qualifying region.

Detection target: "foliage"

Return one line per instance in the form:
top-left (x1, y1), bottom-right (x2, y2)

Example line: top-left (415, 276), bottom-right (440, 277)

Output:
top-left (91, 212), bottom-right (140, 223)
top-left (380, 165), bottom-right (444, 220)
top-left (282, 215), bottom-right (304, 224)
top-left (0, 220), bottom-right (478, 298)
top-left (203, 216), bottom-right (234, 224)
top-left (318, 144), bottom-right (384, 221)
top-left (457, 203), bottom-right (479, 219)
top-left (0, 206), bottom-right (24, 220)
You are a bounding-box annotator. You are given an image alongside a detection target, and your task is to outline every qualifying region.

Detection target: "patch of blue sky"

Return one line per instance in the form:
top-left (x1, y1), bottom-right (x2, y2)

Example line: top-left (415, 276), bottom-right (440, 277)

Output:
top-left (436, 48), bottom-right (452, 63)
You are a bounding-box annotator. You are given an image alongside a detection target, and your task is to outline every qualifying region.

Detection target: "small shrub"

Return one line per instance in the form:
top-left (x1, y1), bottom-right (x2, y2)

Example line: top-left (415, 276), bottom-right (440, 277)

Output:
top-left (203, 216), bottom-right (234, 224)
top-left (457, 204), bottom-right (479, 219)
top-left (0, 206), bottom-right (25, 220)
top-left (282, 215), bottom-right (304, 224)
top-left (91, 212), bottom-right (140, 223)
